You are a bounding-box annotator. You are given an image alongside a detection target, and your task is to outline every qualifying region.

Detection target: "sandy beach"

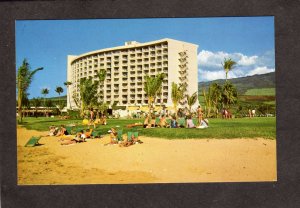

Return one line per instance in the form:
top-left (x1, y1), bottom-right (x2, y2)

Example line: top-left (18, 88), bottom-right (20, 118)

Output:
top-left (17, 126), bottom-right (277, 185)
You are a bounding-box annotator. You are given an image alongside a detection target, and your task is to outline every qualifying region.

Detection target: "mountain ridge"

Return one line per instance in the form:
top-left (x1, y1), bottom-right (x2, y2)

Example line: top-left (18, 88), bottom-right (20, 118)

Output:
top-left (198, 72), bottom-right (275, 94)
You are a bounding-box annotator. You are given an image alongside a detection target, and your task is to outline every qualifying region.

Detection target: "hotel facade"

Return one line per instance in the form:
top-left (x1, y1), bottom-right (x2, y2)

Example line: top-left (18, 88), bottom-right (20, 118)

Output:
top-left (67, 38), bottom-right (198, 110)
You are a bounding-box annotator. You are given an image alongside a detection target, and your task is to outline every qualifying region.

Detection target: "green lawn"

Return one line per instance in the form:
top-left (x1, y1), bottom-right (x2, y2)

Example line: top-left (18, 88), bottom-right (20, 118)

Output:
top-left (244, 88), bottom-right (275, 96)
top-left (18, 117), bottom-right (276, 140)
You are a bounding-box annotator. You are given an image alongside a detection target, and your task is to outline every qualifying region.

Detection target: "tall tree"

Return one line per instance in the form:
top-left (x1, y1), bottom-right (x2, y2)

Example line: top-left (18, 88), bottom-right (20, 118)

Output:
top-left (55, 86), bottom-right (64, 96)
top-left (16, 59), bottom-right (43, 122)
top-left (64, 81), bottom-right (72, 109)
top-left (221, 81), bottom-right (238, 109)
top-left (79, 77), bottom-right (99, 117)
top-left (222, 58), bottom-right (237, 81)
top-left (41, 88), bottom-right (49, 116)
top-left (55, 86), bottom-right (64, 115)
top-left (143, 73), bottom-right (166, 115)
top-left (171, 82), bottom-right (185, 117)
top-left (96, 69), bottom-right (107, 85)
top-left (95, 68), bottom-right (107, 110)
top-left (210, 83), bottom-right (223, 117)
top-left (186, 91), bottom-right (198, 113)
top-left (202, 85), bottom-right (213, 118)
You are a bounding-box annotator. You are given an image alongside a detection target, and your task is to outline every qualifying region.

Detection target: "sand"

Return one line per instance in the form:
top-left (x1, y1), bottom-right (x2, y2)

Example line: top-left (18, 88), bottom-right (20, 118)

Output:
top-left (17, 126), bottom-right (277, 185)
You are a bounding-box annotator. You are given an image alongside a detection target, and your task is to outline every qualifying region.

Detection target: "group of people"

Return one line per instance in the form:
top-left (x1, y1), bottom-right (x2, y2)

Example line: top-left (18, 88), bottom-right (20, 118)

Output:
top-left (108, 127), bottom-right (143, 147)
top-left (142, 106), bottom-right (209, 129)
top-left (88, 108), bottom-right (107, 128)
top-left (248, 109), bottom-right (256, 118)
top-left (47, 125), bottom-right (94, 145)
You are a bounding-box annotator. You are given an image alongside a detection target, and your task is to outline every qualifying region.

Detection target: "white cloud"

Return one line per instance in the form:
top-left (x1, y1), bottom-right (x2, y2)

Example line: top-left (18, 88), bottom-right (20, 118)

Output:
top-left (198, 50), bottom-right (228, 68)
top-left (199, 70), bottom-right (225, 81)
top-left (236, 53), bottom-right (258, 66)
top-left (246, 66), bottom-right (275, 76)
top-left (197, 49), bottom-right (275, 81)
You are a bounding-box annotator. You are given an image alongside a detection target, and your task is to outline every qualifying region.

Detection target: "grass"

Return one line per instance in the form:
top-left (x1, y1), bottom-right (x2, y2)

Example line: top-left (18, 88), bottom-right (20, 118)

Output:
top-left (244, 88), bottom-right (275, 96)
top-left (18, 117), bottom-right (276, 140)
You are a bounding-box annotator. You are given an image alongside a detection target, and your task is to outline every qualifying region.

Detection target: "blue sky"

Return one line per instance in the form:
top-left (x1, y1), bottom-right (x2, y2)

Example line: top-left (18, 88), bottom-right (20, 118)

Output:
top-left (16, 17), bottom-right (275, 98)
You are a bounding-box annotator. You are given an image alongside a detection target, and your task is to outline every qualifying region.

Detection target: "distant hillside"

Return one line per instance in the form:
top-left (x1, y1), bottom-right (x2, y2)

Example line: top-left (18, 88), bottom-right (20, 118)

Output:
top-left (198, 72), bottom-right (275, 94)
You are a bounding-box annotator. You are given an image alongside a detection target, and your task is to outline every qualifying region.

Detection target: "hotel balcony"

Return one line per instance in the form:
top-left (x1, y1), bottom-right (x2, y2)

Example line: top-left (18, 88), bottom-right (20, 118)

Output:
top-left (179, 76), bottom-right (187, 81)
top-left (179, 57), bottom-right (187, 62)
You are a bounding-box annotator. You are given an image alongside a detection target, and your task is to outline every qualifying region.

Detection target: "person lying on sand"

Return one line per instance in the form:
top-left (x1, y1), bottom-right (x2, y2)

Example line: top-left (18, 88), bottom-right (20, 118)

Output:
top-left (60, 131), bottom-right (86, 145)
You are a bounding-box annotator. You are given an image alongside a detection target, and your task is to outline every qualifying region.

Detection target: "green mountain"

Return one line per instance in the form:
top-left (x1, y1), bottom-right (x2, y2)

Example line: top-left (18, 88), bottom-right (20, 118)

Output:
top-left (198, 72), bottom-right (275, 94)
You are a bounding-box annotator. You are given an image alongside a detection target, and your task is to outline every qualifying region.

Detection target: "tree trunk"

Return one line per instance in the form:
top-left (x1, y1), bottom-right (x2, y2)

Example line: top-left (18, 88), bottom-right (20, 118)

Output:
top-left (17, 87), bottom-right (23, 122)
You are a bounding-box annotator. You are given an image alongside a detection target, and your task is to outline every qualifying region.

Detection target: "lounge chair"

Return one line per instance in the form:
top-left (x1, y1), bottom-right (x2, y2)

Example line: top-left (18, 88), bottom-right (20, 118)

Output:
top-left (91, 130), bottom-right (102, 138)
top-left (25, 136), bottom-right (42, 147)
top-left (65, 126), bottom-right (73, 135)
top-left (117, 129), bottom-right (123, 142)
top-left (155, 117), bottom-right (160, 125)
top-left (127, 131), bottom-right (139, 142)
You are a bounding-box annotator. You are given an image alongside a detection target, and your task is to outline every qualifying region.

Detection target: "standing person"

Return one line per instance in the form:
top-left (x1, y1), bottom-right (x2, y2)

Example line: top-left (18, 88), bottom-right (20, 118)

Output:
top-left (89, 108), bottom-right (95, 128)
top-left (252, 109), bottom-right (256, 117)
top-left (197, 105), bottom-right (203, 125)
top-left (248, 109), bottom-right (252, 118)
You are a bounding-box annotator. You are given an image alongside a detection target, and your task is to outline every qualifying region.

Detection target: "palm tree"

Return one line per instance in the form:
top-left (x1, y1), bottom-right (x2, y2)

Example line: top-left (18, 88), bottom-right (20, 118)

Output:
top-left (171, 82), bottom-right (185, 118)
top-left (64, 81), bottom-right (72, 109)
top-left (186, 92), bottom-right (198, 113)
top-left (55, 86), bottom-right (64, 96)
top-left (222, 81), bottom-right (238, 109)
top-left (96, 68), bottom-right (107, 104)
top-left (41, 88), bottom-right (49, 116)
top-left (96, 69), bottom-right (107, 85)
top-left (210, 83), bottom-right (223, 117)
top-left (143, 73), bottom-right (166, 115)
top-left (222, 58), bottom-right (237, 81)
top-left (16, 59), bottom-right (43, 122)
top-left (55, 86), bottom-right (64, 115)
top-left (79, 77), bottom-right (99, 117)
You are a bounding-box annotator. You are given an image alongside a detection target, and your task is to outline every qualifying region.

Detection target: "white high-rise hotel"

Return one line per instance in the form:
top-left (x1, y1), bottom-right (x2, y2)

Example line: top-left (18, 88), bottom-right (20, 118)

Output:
top-left (67, 38), bottom-right (198, 109)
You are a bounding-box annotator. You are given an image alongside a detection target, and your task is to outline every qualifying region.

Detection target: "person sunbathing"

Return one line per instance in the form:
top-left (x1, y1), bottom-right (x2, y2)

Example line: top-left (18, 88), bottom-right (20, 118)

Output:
top-left (109, 128), bottom-right (118, 144)
top-left (150, 115), bottom-right (158, 127)
top-left (102, 115), bottom-right (107, 125)
top-left (158, 115), bottom-right (168, 128)
top-left (143, 114), bottom-right (151, 128)
top-left (47, 126), bottom-right (59, 136)
top-left (170, 116), bottom-right (178, 128)
top-left (60, 131), bottom-right (86, 145)
top-left (84, 128), bottom-right (93, 138)
top-left (197, 118), bottom-right (209, 129)
top-left (119, 133), bottom-right (143, 147)
top-left (56, 125), bottom-right (69, 137)
top-left (186, 115), bottom-right (196, 128)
